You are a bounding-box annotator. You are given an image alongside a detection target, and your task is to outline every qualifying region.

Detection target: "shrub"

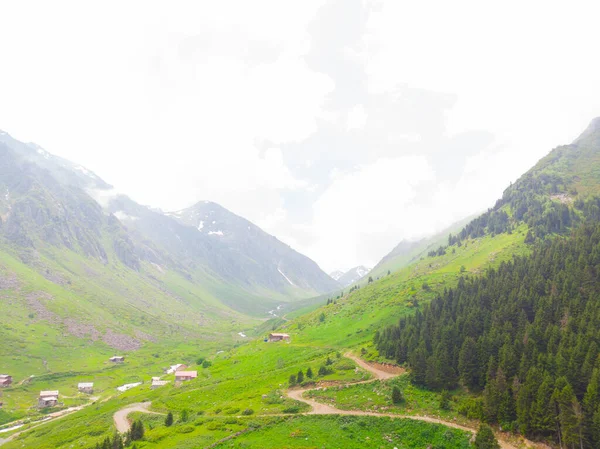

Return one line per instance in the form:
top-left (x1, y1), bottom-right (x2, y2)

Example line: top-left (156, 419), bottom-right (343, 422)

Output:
top-left (202, 360), bottom-right (212, 368)
top-left (177, 425), bottom-right (194, 434)
top-left (196, 357), bottom-right (205, 365)
top-left (457, 397), bottom-right (484, 420)
top-left (282, 406), bottom-right (301, 414)
top-left (206, 421), bottom-right (224, 431)
top-left (180, 409), bottom-right (189, 423)
top-left (224, 407), bottom-right (240, 415)
top-left (242, 409), bottom-right (254, 416)
top-left (392, 386), bottom-right (403, 404)
top-left (439, 390), bottom-right (451, 410)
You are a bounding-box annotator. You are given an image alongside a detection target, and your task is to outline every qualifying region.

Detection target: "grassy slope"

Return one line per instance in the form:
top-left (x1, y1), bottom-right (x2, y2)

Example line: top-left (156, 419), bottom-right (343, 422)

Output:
top-left (1, 224), bottom-right (529, 448)
top-left (0, 239), bottom-right (260, 425)
top-left (368, 214), bottom-right (477, 280)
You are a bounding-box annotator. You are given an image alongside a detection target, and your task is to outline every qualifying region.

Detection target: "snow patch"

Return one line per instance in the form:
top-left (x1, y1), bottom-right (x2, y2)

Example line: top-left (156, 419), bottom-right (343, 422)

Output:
top-left (197, 220), bottom-right (204, 231)
top-left (117, 382), bottom-right (142, 392)
top-left (208, 230), bottom-right (224, 236)
top-left (74, 165), bottom-right (97, 178)
top-left (36, 147), bottom-right (51, 160)
top-left (277, 268), bottom-right (295, 286)
top-left (113, 211), bottom-right (138, 222)
top-left (238, 332), bottom-right (247, 338)
top-left (4, 188), bottom-right (9, 201)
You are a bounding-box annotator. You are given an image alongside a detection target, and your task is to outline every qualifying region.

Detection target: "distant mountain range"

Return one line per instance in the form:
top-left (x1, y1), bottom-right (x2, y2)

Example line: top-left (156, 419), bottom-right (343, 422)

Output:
top-left (0, 130), bottom-right (339, 320)
top-left (329, 266), bottom-right (370, 287)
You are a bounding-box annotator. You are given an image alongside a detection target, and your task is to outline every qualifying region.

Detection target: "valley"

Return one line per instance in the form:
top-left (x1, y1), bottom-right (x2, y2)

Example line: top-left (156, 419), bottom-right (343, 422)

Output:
top-left (2, 118), bottom-right (600, 449)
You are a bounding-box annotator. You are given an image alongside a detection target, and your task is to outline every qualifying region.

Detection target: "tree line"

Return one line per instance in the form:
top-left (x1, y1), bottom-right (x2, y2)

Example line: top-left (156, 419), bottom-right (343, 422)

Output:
top-left (375, 224), bottom-right (600, 448)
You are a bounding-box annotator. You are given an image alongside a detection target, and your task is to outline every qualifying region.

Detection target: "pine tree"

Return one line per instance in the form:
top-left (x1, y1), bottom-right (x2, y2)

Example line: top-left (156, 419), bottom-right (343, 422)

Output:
top-left (391, 386), bottom-right (403, 404)
top-left (306, 367), bottom-right (313, 379)
top-left (473, 424), bottom-right (500, 449)
top-left (289, 374), bottom-right (296, 386)
top-left (458, 337), bottom-right (479, 390)
top-left (165, 411), bottom-right (174, 427)
top-left (297, 370), bottom-right (304, 384)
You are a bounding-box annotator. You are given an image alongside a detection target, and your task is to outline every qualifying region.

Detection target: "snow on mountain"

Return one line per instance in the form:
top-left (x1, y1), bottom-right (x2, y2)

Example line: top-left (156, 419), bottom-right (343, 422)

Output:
top-left (335, 266), bottom-right (371, 287)
top-left (329, 270), bottom-right (344, 281)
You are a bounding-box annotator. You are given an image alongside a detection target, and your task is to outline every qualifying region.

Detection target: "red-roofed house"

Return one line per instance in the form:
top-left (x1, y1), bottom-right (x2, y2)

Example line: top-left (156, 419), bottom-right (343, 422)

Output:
top-left (175, 371), bottom-right (198, 382)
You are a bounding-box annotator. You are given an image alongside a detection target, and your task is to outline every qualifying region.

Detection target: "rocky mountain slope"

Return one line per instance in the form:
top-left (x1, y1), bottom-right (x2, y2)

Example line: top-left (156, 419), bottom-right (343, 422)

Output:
top-left (0, 130), bottom-right (339, 327)
top-left (333, 266), bottom-right (370, 287)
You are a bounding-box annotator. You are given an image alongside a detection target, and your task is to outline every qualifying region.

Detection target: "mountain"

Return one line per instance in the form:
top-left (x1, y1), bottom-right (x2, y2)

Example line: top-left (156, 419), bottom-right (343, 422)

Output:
top-left (329, 270), bottom-right (344, 281)
top-left (104, 197), bottom-right (341, 312)
top-left (334, 266), bottom-right (370, 287)
top-left (0, 129), bottom-right (339, 322)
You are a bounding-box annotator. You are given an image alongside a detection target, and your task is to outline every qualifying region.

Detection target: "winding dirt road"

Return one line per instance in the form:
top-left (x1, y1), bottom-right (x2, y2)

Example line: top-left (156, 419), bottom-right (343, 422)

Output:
top-left (113, 402), bottom-right (164, 433)
top-left (286, 353), bottom-right (546, 449)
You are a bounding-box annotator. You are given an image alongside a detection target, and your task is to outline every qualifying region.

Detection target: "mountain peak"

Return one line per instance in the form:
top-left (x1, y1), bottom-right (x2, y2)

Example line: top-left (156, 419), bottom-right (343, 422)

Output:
top-left (573, 116), bottom-right (600, 147)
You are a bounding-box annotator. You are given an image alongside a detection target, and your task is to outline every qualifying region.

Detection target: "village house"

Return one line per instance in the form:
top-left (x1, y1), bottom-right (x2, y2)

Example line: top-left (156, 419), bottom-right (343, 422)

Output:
top-left (78, 382), bottom-right (94, 394)
top-left (38, 390), bottom-right (59, 408)
top-left (268, 333), bottom-right (290, 342)
top-left (165, 364), bottom-right (187, 374)
top-left (0, 374), bottom-right (12, 387)
top-left (109, 356), bottom-right (125, 363)
top-left (175, 371), bottom-right (197, 382)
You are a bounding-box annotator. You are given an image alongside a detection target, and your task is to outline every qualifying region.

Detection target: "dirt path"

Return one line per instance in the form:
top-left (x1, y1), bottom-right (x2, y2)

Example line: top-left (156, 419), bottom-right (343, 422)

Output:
top-left (113, 402), bottom-right (164, 433)
top-left (285, 353), bottom-right (544, 449)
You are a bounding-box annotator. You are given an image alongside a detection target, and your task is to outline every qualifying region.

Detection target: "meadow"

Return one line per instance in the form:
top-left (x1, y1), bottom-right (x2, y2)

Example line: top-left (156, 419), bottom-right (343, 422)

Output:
top-left (1, 228), bottom-right (528, 448)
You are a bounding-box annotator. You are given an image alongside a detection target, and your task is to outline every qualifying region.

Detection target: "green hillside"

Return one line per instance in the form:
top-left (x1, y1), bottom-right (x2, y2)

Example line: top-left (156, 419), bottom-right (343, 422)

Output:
top-left (4, 118), bottom-right (600, 449)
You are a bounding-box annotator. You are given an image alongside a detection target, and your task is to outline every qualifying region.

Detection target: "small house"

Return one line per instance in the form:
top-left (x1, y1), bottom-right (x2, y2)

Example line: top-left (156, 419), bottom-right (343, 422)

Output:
top-left (78, 382), bottom-right (94, 394)
top-left (38, 390), bottom-right (59, 408)
top-left (151, 380), bottom-right (169, 390)
top-left (165, 364), bottom-right (187, 374)
top-left (175, 371), bottom-right (198, 382)
top-left (0, 374), bottom-right (12, 387)
top-left (268, 333), bottom-right (290, 342)
top-left (109, 356), bottom-right (125, 363)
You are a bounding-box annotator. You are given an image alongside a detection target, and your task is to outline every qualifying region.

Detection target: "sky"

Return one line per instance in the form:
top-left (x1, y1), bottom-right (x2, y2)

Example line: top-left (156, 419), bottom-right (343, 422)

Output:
top-left (1, 0), bottom-right (600, 273)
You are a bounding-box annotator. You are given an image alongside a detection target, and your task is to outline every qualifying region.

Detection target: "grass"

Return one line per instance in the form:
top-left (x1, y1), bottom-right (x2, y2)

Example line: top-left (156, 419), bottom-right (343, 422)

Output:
top-left (212, 415), bottom-right (472, 449)
top-left (0, 224), bottom-right (530, 448)
top-left (305, 374), bottom-right (479, 427)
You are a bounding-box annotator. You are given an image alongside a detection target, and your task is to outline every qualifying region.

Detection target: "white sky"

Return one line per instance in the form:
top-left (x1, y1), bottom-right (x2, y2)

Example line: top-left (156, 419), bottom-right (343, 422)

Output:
top-left (1, 0), bottom-right (599, 273)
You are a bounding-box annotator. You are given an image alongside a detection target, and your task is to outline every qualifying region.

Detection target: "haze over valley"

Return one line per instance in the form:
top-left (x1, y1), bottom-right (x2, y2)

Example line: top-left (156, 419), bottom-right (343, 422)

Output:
top-left (1, 1), bottom-right (600, 449)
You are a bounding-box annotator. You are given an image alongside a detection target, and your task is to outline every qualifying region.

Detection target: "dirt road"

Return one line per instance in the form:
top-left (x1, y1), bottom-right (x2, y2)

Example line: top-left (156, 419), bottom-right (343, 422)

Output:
top-left (113, 402), bottom-right (164, 433)
top-left (286, 353), bottom-right (546, 449)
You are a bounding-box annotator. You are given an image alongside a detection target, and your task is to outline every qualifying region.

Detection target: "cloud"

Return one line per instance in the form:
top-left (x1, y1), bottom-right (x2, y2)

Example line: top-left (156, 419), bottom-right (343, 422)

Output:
top-left (1, 0), bottom-right (600, 274)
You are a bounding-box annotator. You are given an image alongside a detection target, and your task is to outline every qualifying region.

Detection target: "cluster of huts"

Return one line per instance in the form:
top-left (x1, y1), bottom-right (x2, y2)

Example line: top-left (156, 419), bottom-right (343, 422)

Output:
top-left (2, 354), bottom-right (203, 410)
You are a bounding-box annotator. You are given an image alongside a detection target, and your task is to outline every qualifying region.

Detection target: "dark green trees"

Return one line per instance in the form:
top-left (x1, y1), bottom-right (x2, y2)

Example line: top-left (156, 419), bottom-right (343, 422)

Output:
top-left (391, 386), bottom-right (403, 404)
top-left (297, 370), bottom-right (304, 384)
top-left (473, 424), bottom-right (500, 449)
top-left (375, 224), bottom-right (600, 446)
top-left (306, 367), bottom-right (313, 379)
top-left (165, 411), bottom-right (173, 427)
